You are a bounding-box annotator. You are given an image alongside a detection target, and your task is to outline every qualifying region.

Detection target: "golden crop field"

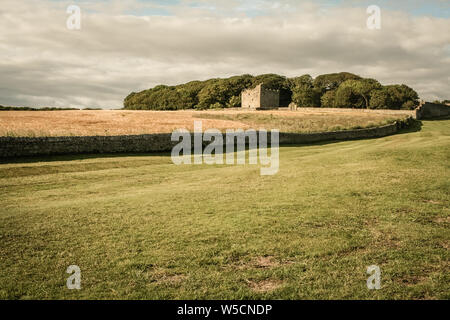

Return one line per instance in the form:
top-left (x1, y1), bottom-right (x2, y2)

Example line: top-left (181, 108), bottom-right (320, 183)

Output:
top-left (0, 109), bottom-right (413, 137)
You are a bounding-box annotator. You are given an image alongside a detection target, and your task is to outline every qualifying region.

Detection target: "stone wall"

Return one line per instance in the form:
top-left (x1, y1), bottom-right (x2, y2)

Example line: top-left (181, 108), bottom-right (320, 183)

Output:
top-left (0, 118), bottom-right (415, 159)
top-left (259, 85), bottom-right (279, 109)
top-left (0, 134), bottom-right (176, 158)
top-left (241, 85), bottom-right (260, 109)
top-left (415, 102), bottom-right (450, 119)
top-left (284, 104), bottom-right (450, 120)
top-left (283, 107), bottom-right (416, 117)
top-left (278, 121), bottom-right (401, 144)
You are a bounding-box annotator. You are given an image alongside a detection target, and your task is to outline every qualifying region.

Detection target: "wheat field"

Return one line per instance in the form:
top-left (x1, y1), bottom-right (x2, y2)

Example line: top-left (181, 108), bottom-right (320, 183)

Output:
top-left (0, 109), bottom-right (412, 137)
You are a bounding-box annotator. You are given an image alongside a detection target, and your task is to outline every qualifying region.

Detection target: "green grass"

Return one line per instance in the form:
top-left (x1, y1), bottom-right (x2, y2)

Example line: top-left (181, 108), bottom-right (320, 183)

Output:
top-left (0, 120), bottom-right (449, 300)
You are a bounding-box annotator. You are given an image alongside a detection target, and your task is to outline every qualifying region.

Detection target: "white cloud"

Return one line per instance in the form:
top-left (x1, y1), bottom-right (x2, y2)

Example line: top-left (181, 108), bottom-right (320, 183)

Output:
top-left (0, 0), bottom-right (449, 108)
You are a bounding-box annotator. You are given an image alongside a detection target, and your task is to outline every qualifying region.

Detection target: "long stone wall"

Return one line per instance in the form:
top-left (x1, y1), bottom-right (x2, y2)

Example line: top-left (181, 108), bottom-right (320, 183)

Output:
top-left (415, 102), bottom-right (450, 119)
top-left (0, 118), bottom-right (415, 159)
top-left (282, 103), bottom-right (450, 120)
top-left (283, 107), bottom-right (416, 117)
top-left (0, 134), bottom-right (176, 158)
top-left (278, 121), bottom-right (400, 144)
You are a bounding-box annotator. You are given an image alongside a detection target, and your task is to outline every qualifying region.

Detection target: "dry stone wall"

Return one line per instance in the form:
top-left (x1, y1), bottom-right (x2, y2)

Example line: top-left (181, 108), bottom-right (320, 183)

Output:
top-left (415, 102), bottom-right (450, 119)
top-left (0, 118), bottom-right (416, 158)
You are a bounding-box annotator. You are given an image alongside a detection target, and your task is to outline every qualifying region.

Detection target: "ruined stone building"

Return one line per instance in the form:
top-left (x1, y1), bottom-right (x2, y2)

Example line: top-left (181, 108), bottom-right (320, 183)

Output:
top-left (241, 84), bottom-right (280, 110)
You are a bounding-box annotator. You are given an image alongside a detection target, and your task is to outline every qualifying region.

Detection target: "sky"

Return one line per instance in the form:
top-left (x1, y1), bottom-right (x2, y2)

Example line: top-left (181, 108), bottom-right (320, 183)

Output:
top-left (0, 0), bottom-right (449, 109)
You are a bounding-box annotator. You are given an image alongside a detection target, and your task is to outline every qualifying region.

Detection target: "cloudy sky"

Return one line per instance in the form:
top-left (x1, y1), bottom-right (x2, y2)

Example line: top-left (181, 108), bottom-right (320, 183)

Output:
top-left (1, 0), bottom-right (449, 109)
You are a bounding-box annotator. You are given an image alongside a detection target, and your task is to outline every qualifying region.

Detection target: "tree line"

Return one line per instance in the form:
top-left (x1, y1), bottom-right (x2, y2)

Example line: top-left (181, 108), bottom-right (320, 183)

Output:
top-left (123, 72), bottom-right (419, 110)
top-left (0, 106), bottom-right (80, 111)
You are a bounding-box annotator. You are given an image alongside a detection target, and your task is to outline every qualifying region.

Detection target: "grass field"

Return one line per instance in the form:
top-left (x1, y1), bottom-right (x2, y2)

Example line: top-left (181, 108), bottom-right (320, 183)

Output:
top-left (0, 109), bottom-right (411, 137)
top-left (0, 120), bottom-right (448, 299)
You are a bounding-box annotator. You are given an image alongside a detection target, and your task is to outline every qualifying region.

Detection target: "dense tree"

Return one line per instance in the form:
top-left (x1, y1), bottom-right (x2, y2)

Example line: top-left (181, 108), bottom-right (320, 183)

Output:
top-left (197, 81), bottom-right (228, 109)
top-left (334, 79), bottom-right (381, 108)
top-left (290, 75), bottom-right (321, 107)
top-left (385, 84), bottom-right (419, 110)
top-left (288, 74), bottom-right (314, 88)
top-left (369, 88), bottom-right (392, 109)
top-left (320, 90), bottom-right (336, 108)
top-left (227, 95), bottom-right (241, 108)
top-left (252, 74), bottom-right (289, 90)
top-left (313, 72), bottom-right (361, 93)
top-left (353, 78), bottom-right (382, 108)
top-left (334, 85), bottom-right (362, 108)
top-left (123, 73), bottom-right (419, 111)
top-left (292, 87), bottom-right (321, 107)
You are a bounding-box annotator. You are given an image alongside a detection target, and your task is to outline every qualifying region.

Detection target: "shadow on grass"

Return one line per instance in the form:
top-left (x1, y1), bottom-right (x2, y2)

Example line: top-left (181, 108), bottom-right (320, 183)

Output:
top-left (420, 115), bottom-right (450, 121)
top-left (0, 152), bottom-right (173, 165)
top-left (395, 119), bottom-right (423, 135)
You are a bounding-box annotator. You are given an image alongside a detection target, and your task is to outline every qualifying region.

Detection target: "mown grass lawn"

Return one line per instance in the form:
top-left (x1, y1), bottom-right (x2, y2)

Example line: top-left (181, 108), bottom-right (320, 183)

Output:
top-left (0, 120), bottom-right (448, 299)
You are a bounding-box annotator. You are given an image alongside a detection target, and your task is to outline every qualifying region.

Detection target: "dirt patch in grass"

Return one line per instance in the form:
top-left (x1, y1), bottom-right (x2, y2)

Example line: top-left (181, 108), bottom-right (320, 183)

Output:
top-left (157, 274), bottom-right (187, 285)
top-left (365, 219), bottom-right (401, 249)
top-left (434, 216), bottom-right (450, 224)
top-left (247, 279), bottom-right (283, 293)
top-left (254, 256), bottom-right (279, 268)
top-left (400, 276), bottom-right (427, 285)
top-left (151, 270), bottom-right (187, 285)
top-left (233, 256), bottom-right (293, 270)
top-left (424, 199), bottom-right (442, 204)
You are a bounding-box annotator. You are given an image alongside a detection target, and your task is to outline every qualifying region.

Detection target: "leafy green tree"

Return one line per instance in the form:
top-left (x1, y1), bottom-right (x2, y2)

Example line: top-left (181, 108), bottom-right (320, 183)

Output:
top-left (320, 90), bottom-right (336, 108)
top-left (291, 86), bottom-right (321, 107)
top-left (313, 72), bottom-right (361, 92)
top-left (289, 74), bottom-right (320, 107)
top-left (288, 74), bottom-right (314, 89)
top-left (353, 78), bottom-right (382, 108)
top-left (252, 74), bottom-right (289, 90)
top-left (369, 88), bottom-right (391, 109)
top-left (227, 74), bottom-right (254, 95)
top-left (197, 82), bottom-right (228, 109)
top-left (334, 85), bottom-right (360, 108)
top-left (385, 84), bottom-right (419, 109)
top-left (227, 95), bottom-right (241, 108)
top-left (335, 79), bottom-right (381, 108)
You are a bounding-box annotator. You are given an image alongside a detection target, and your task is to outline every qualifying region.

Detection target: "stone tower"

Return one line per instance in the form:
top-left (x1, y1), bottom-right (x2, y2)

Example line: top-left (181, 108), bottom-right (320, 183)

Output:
top-left (241, 84), bottom-right (280, 110)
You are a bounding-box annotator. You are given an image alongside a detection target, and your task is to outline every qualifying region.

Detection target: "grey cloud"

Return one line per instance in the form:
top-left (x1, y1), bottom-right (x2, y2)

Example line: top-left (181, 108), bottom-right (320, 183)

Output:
top-left (0, 0), bottom-right (448, 108)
